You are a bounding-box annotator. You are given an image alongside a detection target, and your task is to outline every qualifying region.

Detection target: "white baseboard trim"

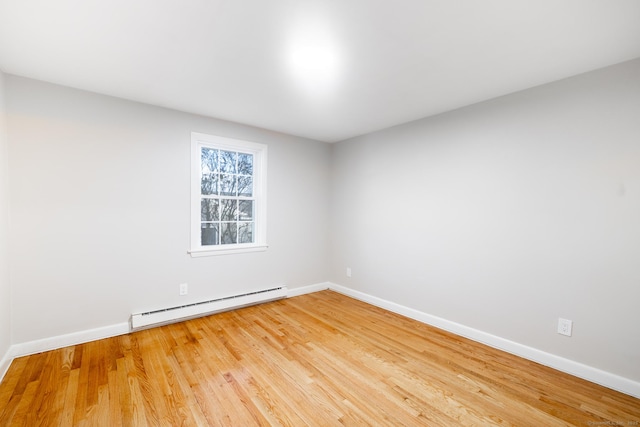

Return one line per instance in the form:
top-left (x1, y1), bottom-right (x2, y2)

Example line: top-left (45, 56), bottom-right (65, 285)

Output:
top-left (4, 322), bottom-right (130, 372)
top-left (0, 349), bottom-right (12, 384)
top-left (327, 282), bottom-right (640, 399)
top-left (287, 282), bottom-right (331, 298)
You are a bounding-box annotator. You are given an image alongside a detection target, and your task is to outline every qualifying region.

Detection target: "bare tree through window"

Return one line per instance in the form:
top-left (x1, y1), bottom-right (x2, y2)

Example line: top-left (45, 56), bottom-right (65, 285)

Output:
top-left (200, 148), bottom-right (254, 246)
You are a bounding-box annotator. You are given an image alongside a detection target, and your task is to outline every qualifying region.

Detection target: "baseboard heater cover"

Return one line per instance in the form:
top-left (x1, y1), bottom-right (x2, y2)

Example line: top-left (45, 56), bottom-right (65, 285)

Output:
top-left (130, 286), bottom-right (287, 329)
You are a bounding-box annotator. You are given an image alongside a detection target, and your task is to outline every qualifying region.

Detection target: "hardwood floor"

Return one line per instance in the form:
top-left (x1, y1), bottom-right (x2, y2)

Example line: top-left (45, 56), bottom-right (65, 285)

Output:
top-left (1, 290), bottom-right (639, 426)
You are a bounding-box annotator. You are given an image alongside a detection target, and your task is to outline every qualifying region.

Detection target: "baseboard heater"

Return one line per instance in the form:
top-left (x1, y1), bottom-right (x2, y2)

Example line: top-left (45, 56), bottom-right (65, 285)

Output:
top-left (130, 286), bottom-right (288, 330)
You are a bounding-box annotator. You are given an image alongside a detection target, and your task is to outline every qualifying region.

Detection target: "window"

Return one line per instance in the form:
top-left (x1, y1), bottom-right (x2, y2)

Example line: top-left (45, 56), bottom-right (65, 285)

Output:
top-left (190, 132), bottom-right (267, 256)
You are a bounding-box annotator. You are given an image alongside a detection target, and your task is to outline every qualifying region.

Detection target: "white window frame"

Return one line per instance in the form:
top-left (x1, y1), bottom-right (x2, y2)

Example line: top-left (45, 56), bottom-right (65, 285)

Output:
top-left (189, 132), bottom-right (268, 257)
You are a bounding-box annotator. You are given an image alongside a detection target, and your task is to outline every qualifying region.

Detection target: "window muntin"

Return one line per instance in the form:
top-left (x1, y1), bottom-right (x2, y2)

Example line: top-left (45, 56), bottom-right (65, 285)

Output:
top-left (191, 133), bottom-right (267, 256)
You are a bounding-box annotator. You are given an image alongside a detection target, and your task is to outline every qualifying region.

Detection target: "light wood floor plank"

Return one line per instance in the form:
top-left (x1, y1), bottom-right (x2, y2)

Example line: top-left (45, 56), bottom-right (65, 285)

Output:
top-left (1, 290), bottom-right (638, 426)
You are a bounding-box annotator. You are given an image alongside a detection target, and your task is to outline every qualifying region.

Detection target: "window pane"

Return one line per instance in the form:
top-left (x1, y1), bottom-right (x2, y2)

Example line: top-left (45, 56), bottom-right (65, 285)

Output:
top-left (201, 148), bottom-right (218, 173)
top-left (201, 173), bottom-right (218, 195)
top-left (220, 174), bottom-right (237, 196)
top-left (238, 222), bottom-right (253, 243)
top-left (201, 199), bottom-right (219, 221)
top-left (220, 150), bottom-right (237, 173)
top-left (220, 199), bottom-right (237, 221)
top-left (237, 176), bottom-right (252, 197)
top-left (238, 200), bottom-right (253, 221)
top-left (238, 153), bottom-right (253, 175)
top-left (201, 223), bottom-right (219, 246)
top-left (220, 222), bottom-right (237, 244)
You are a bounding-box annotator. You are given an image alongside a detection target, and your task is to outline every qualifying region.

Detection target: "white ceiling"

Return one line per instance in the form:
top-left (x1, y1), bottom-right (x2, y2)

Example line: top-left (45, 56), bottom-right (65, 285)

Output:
top-left (1, 1), bottom-right (640, 143)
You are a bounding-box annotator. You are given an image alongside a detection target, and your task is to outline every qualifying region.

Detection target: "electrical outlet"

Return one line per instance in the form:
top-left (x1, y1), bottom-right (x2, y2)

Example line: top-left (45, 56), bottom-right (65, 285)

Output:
top-left (179, 283), bottom-right (188, 296)
top-left (346, 267), bottom-right (352, 277)
top-left (557, 318), bottom-right (572, 336)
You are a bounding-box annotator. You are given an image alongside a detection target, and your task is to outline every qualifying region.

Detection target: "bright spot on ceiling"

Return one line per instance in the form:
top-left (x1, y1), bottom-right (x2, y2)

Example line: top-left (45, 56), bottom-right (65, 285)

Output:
top-left (286, 22), bottom-right (342, 98)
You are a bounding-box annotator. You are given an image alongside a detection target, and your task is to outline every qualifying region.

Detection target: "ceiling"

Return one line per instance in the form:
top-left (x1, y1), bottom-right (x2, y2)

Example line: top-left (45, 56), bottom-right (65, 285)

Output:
top-left (1, 1), bottom-right (640, 143)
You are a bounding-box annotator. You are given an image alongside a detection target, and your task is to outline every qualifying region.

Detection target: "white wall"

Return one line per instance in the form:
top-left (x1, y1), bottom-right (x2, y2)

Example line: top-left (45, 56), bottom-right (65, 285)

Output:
top-left (0, 70), bottom-right (11, 368)
top-left (6, 76), bottom-right (330, 344)
top-left (329, 58), bottom-right (640, 382)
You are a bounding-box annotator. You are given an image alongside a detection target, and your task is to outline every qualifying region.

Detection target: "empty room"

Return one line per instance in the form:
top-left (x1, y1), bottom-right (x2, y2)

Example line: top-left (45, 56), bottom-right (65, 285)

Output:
top-left (1, 1), bottom-right (640, 425)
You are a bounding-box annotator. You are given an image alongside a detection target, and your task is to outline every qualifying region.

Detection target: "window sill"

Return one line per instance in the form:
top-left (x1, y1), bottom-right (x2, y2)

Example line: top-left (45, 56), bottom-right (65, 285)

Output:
top-left (188, 244), bottom-right (269, 257)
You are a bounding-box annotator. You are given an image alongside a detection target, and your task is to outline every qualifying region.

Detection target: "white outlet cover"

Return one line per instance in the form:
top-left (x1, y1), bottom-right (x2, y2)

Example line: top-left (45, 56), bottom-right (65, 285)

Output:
top-left (557, 318), bottom-right (573, 336)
